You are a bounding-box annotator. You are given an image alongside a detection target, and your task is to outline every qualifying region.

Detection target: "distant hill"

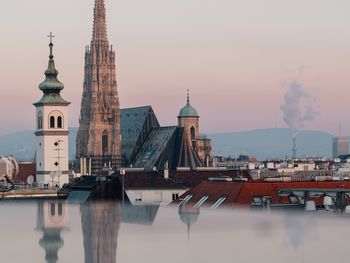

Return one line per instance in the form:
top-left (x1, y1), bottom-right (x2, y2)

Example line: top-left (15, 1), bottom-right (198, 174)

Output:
top-left (0, 128), bottom-right (78, 162)
top-left (210, 128), bottom-right (336, 160)
top-left (0, 128), bottom-right (340, 161)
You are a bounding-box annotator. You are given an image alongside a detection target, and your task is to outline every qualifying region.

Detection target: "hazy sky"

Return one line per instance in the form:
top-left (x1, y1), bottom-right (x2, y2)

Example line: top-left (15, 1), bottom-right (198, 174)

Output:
top-left (1, 0), bottom-right (350, 136)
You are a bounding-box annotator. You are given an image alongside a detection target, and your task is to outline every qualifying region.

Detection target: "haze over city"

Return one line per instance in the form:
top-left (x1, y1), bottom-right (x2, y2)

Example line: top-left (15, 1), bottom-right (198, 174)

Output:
top-left (1, 0), bottom-right (349, 136)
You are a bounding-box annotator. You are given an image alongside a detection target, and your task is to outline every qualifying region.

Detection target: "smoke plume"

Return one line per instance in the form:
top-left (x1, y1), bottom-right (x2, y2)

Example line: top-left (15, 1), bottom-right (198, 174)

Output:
top-left (281, 81), bottom-right (318, 135)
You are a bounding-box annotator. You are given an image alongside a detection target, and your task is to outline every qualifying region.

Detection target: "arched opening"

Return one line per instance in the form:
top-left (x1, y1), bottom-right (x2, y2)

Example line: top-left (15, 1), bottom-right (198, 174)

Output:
top-left (57, 116), bottom-right (63, 128)
top-left (50, 116), bottom-right (55, 128)
top-left (58, 203), bottom-right (63, 216)
top-left (50, 203), bottom-right (55, 216)
top-left (102, 130), bottom-right (108, 154)
top-left (190, 126), bottom-right (196, 141)
top-left (37, 111), bottom-right (43, 129)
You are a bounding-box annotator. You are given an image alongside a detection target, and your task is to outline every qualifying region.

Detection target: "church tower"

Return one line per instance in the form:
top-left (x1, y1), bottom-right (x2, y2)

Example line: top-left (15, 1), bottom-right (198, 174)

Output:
top-left (76, 0), bottom-right (122, 175)
top-left (178, 90), bottom-right (213, 167)
top-left (34, 35), bottom-right (70, 188)
top-left (178, 90), bottom-right (200, 150)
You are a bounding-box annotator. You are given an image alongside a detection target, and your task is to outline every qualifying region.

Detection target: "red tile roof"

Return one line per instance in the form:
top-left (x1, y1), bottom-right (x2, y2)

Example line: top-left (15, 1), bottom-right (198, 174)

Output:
top-left (177, 180), bottom-right (350, 207)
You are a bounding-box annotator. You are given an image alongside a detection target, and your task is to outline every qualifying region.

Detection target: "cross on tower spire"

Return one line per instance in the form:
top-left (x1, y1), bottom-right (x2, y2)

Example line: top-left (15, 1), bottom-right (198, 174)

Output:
top-left (47, 32), bottom-right (55, 59)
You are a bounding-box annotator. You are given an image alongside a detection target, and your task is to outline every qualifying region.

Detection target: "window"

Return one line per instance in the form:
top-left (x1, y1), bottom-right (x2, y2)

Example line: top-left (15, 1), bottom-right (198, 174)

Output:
top-left (48, 110), bottom-right (63, 129)
top-left (37, 111), bottom-right (43, 129)
top-left (289, 195), bottom-right (299, 204)
top-left (50, 203), bottom-right (55, 216)
top-left (58, 203), bottom-right (63, 216)
top-left (135, 192), bottom-right (142, 202)
top-left (154, 192), bottom-right (163, 203)
top-left (211, 197), bottom-right (227, 209)
top-left (102, 130), bottom-right (108, 153)
top-left (179, 194), bottom-right (193, 206)
top-left (172, 193), bottom-right (179, 201)
top-left (57, 116), bottom-right (63, 128)
top-left (252, 197), bottom-right (263, 206)
top-left (50, 116), bottom-right (55, 128)
top-left (190, 126), bottom-right (195, 140)
top-left (194, 195), bottom-right (209, 208)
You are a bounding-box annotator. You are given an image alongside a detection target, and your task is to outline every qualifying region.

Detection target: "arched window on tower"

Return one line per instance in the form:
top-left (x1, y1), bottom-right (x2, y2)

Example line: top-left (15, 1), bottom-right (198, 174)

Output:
top-left (57, 116), bottom-right (63, 128)
top-left (102, 130), bottom-right (108, 154)
top-left (50, 116), bottom-right (55, 128)
top-left (38, 111), bottom-right (43, 129)
top-left (190, 126), bottom-right (196, 141)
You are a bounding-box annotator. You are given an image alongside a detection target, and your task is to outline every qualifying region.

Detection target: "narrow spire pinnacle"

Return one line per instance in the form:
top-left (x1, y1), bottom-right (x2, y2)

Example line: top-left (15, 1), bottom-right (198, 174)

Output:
top-left (47, 32), bottom-right (55, 59)
top-left (92, 0), bottom-right (108, 43)
top-left (187, 89), bottom-right (190, 104)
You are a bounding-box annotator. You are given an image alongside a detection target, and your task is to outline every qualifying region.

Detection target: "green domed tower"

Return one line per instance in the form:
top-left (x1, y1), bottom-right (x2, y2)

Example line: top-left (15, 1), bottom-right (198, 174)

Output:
top-left (178, 90), bottom-right (200, 146)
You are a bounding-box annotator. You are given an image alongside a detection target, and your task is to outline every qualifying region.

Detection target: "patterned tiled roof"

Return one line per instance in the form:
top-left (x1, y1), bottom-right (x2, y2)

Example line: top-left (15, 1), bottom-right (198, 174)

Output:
top-left (132, 126), bottom-right (178, 170)
top-left (120, 106), bottom-right (159, 162)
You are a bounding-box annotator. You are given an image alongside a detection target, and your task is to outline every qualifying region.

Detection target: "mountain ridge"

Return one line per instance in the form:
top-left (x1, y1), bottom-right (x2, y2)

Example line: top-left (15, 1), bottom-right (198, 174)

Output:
top-left (0, 128), bottom-right (341, 161)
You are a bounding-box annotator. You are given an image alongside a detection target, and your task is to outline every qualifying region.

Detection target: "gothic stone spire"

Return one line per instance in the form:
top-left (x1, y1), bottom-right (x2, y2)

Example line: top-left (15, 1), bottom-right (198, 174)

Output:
top-left (77, 0), bottom-right (122, 174)
top-left (92, 0), bottom-right (108, 44)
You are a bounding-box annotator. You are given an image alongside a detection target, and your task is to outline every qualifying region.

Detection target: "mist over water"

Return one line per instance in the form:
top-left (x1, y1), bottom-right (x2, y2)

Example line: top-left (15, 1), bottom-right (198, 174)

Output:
top-left (0, 201), bottom-right (349, 263)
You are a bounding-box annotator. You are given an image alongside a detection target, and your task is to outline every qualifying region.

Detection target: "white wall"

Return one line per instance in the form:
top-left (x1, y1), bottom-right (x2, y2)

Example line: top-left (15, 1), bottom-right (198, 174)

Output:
top-left (35, 105), bottom-right (69, 187)
top-left (126, 189), bottom-right (188, 206)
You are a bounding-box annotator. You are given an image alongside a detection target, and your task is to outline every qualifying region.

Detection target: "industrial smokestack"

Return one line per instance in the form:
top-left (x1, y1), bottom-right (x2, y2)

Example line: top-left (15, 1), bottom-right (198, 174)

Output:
top-left (281, 81), bottom-right (318, 158)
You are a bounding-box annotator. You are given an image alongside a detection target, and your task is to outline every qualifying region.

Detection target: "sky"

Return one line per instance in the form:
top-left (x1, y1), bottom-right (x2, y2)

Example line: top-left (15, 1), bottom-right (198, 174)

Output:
top-left (0, 0), bottom-right (350, 136)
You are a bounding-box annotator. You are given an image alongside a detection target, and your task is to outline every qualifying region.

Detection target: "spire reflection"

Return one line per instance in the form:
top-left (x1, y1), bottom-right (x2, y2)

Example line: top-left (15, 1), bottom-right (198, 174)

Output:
top-left (81, 202), bottom-right (121, 263)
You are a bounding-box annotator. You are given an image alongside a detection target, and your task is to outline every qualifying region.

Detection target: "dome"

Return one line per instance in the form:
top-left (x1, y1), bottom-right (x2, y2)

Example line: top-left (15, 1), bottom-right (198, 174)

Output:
top-left (178, 90), bottom-right (199, 118)
top-left (178, 103), bottom-right (199, 118)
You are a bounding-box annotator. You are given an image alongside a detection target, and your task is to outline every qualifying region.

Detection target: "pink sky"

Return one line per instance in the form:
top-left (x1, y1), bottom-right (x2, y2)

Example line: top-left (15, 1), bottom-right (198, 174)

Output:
top-left (0, 0), bottom-right (349, 136)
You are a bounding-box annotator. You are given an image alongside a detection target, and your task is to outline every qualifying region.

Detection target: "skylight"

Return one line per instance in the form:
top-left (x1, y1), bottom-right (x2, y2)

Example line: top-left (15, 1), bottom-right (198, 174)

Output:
top-left (194, 195), bottom-right (209, 208)
top-left (211, 197), bottom-right (227, 209)
top-left (179, 194), bottom-right (193, 206)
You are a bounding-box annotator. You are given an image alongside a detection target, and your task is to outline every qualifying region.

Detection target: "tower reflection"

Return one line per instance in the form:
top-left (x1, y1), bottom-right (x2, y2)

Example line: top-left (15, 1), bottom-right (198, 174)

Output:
top-left (81, 202), bottom-right (121, 263)
top-left (36, 201), bottom-right (69, 263)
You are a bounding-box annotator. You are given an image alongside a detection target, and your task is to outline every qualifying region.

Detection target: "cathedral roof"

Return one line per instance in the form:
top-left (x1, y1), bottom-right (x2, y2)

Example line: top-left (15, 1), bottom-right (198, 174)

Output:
top-left (120, 106), bottom-right (160, 163)
top-left (178, 90), bottom-right (199, 118)
top-left (132, 126), bottom-right (178, 170)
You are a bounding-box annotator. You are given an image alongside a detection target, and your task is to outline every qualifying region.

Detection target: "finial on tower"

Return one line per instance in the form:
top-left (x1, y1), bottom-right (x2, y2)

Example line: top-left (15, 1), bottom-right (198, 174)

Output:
top-left (47, 32), bottom-right (55, 59)
top-left (187, 89), bottom-right (190, 104)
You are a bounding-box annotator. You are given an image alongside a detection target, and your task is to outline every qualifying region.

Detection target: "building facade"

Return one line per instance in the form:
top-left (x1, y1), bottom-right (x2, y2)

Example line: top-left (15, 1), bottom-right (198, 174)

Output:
top-left (333, 136), bottom-right (349, 159)
top-left (76, 0), bottom-right (122, 175)
top-left (34, 39), bottom-right (70, 188)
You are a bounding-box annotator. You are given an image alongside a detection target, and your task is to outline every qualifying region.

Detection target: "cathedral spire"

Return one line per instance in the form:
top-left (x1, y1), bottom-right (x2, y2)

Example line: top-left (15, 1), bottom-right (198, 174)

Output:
top-left (92, 0), bottom-right (108, 43)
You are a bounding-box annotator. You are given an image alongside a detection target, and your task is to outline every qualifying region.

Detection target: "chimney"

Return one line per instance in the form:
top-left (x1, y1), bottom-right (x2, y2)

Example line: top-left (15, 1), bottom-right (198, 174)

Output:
top-left (164, 161), bottom-right (169, 180)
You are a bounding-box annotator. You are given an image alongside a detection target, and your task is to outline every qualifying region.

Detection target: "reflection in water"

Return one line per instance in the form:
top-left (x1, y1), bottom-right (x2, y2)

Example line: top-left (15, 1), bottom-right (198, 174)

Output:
top-left (178, 205), bottom-right (200, 240)
top-left (121, 205), bottom-right (159, 225)
top-left (4, 201), bottom-right (349, 263)
top-left (284, 212), bottom-right (315, 250)
top-left (81, 202), bottom-right (121, 263)
top-left (36, 201), bottom-right (69, 263)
